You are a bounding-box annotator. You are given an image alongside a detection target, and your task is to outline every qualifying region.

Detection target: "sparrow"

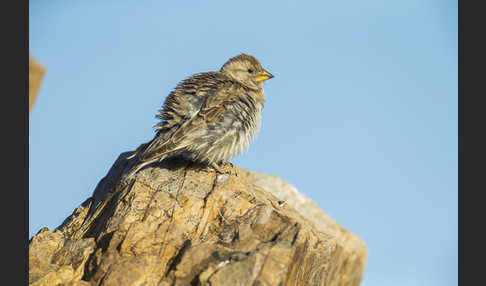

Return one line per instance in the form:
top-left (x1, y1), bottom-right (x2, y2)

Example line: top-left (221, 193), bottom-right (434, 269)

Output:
top-left (125, 53), bottom-right (273, 177)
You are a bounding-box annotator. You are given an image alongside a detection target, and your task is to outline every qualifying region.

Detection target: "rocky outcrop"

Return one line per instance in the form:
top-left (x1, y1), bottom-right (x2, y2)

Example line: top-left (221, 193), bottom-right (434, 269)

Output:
top-left (29, 56), bottom-right (45, 113)
top-left (29, 153), bottom-right (367, 286)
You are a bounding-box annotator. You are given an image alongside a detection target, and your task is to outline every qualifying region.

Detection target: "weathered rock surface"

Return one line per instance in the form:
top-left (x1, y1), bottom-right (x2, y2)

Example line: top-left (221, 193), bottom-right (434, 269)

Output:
top-left (29, 153), bottom-right (367, 286)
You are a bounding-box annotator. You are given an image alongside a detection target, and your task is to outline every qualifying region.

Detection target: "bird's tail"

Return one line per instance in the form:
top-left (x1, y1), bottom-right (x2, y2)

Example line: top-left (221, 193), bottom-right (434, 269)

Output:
top-left (126, 140), bottom-right (153, 160)
top-left (123, 157), bottom-right (161, 179)
top-left (123, 133), bottom-right (181, 180)
top-left (123, 147), bottom-right (175, 180)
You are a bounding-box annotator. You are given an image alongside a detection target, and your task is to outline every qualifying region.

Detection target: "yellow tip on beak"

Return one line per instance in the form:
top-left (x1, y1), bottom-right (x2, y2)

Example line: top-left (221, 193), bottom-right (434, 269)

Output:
top-left (255, 70), bottom-right (274, 82)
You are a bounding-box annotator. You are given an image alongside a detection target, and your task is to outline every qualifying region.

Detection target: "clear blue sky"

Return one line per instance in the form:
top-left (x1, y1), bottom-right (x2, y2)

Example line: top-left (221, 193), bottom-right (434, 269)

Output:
top-left (29, 1), bottom-right (457, 285)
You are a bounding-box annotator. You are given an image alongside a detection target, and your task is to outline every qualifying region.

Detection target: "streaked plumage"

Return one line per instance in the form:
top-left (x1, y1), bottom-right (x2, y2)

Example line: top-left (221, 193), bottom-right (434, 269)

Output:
top-left (125, 53), bottom-right (273, 177)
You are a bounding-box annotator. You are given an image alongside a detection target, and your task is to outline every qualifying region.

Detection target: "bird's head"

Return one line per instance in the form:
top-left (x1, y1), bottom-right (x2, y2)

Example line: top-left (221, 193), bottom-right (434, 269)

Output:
top-left (220, 53), bottom-right (274, 90)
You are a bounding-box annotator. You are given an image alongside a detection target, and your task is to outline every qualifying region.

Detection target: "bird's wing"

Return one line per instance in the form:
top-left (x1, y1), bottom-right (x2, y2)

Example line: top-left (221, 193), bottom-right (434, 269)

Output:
top-left (154, 72), bottom-right (222, 132)
top-left (171, 83), bottom-right (240, 143)
top-left (138, 83), bottom-right (242, 163)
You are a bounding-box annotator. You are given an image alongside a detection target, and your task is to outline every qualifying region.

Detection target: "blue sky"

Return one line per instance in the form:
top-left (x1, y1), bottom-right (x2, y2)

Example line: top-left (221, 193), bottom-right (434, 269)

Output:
top-left (29, 1), bottom-right (457, 285)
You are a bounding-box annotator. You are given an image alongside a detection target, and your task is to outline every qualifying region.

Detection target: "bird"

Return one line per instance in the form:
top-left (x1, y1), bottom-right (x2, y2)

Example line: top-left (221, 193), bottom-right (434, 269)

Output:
top-left (124, 53), bottom-right (274, 178)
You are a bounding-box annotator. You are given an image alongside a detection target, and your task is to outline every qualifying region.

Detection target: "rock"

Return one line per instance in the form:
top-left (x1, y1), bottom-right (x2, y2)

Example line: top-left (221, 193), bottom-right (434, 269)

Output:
top-left (29, 153), bottom-right (367, 286)
top-left (29, 55), bottom-right (45, 113)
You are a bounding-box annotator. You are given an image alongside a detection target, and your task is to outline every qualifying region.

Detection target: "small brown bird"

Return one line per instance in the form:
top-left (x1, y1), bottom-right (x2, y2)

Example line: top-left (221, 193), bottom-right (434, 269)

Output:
top-left (125, 53), bottom-right (274, 177)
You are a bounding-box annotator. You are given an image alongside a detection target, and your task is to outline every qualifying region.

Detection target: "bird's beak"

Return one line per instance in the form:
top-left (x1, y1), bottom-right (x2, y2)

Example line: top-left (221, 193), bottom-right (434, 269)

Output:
top-left (255, 69), bottom-right (274, 82)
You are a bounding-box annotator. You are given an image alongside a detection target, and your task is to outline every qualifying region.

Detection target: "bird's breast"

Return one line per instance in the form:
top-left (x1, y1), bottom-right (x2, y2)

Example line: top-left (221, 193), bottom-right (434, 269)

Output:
top-left (193, 91), bottom-right (264, 164)
top-left (224, 94), bottom-right (263, 157)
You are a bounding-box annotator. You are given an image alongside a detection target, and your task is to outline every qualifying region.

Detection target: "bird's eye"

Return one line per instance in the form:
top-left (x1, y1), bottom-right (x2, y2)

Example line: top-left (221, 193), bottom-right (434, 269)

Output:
top-left (248, 69), bottom-right (253, 73)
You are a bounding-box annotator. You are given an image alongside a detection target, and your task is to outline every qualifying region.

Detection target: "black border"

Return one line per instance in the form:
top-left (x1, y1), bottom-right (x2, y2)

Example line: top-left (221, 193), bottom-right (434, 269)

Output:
top-left (459, 0), bottom-right (482, 285)
top-left (3, 0), bottom-right (29, 284)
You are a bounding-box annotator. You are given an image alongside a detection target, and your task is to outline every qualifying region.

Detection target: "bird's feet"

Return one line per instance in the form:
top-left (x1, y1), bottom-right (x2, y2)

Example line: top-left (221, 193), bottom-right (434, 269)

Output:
top-left (211, 162), bottom-right (238, 176)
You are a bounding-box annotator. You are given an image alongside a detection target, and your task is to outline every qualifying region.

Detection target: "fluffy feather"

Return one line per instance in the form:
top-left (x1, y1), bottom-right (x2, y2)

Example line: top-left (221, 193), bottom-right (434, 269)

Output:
top-left (125, 53), bottom-right (273, 177)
